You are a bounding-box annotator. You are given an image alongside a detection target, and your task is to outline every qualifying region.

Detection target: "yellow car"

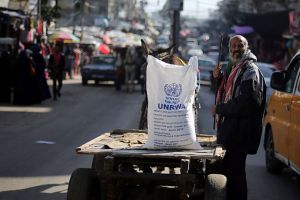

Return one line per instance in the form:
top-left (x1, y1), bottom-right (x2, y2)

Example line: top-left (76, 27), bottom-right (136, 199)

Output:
top-left (263, 51), bottom-right (300, 175)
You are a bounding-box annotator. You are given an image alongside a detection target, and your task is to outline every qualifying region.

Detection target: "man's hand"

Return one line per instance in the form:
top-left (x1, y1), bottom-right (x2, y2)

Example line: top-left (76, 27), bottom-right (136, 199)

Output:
top-left (211, 105), bottom-right (217, 116)
top-left (212, 64), bottom-right (221, 78)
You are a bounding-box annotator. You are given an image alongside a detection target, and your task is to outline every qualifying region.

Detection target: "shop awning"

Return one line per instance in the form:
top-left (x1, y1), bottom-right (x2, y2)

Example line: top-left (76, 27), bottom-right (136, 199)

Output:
top-left (231, 25), bottom-right (254, 35)
top-left (0, 10), bottom-right (26, 18)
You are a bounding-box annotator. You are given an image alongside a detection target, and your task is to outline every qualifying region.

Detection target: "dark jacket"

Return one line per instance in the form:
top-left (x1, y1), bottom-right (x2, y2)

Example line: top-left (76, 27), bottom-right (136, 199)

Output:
top-left (48, 53), bottom-right (65, 77)
top-left (216, 50), bottom-right (266, 154)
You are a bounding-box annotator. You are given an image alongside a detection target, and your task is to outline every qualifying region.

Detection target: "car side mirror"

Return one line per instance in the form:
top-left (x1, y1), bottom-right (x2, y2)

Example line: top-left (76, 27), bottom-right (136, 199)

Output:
top-left (270, 71), bottom-right (285, 91)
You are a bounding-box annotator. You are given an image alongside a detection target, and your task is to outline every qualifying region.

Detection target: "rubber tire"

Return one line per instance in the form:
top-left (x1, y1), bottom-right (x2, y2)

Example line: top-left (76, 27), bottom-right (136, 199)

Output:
top-left (82, 79), bottom-right (88, 85)
top-left (265, 128), bottom-right (285, 174)
top-left (67, 168), bottom-right (100, 200)
top-left (115, 79), bottom-right (121, 91)
top-left (204, 174), bottom-right (227, 200)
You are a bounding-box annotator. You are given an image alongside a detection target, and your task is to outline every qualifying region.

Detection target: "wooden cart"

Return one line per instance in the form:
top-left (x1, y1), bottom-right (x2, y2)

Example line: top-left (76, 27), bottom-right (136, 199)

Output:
top-left (67, 129), bottom-right (226, 200)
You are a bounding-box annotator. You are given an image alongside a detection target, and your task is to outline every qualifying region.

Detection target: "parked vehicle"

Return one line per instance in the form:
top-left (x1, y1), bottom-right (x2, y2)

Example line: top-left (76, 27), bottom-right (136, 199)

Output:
top-left (185, 37), bottom-right (198, 48)
top-left (263, 51), bottom-right (300, 175)
top-left (206, 51), bottom-right (219, 62)
top-left (156, 36), bottom-right (170, 49)
top-left (0, 37), bottom-right (16, 46)
top-left (186, 48), bottom-right (203, 58)
top-left (0, 37), bottom-right (16, 54)
top-left (198, 57), bottom-right (217, 85)
top-left (81, 55), bottom-right (119, 87)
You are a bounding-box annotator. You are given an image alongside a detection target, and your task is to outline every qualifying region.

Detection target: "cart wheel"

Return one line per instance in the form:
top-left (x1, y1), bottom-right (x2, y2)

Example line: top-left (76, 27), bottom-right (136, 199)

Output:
top-left (115, 78), bottom-right (122, 91)
top-left (82, 78), bottom-right (88, 85)
top-left (67, 168), bottom-right (100, 200)
top-left (204, 174), bottom-right (227, 200)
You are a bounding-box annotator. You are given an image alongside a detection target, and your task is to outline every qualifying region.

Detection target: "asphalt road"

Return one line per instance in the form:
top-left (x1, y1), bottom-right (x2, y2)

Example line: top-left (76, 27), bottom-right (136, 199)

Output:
top-left (0, 79), bottom-right (299, 200)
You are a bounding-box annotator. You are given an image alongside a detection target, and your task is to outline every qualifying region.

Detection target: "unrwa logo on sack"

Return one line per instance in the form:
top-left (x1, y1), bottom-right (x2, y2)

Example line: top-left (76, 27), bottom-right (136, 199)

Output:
top-left (157, 103), bottom-right (186, 110)
top-left (157, 83), bottom-right (185, 110)
top-left (164, 83), bottom-right (182, 97)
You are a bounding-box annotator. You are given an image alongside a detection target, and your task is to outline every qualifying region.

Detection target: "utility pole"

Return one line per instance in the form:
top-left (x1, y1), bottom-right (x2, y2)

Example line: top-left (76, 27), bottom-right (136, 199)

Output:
top-left (172, 10), bottom-right (180, 53)
top-left (38, 0), bottom-right (41, 19)
top-left (140, 0), bottom-right (147, 23)
top-left (169, 0), bottom-right (183, 54)
top-left (72, 0), bottom-right (75, 34)
top-left (80, 0), bottom-right (85, 41)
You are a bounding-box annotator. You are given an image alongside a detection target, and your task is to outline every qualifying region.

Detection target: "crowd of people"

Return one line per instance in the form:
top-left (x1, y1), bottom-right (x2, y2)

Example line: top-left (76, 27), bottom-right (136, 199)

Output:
top-left (0, 38), bottom-right (93, 105)
top-left (0, 43), bottom-right (50, 105)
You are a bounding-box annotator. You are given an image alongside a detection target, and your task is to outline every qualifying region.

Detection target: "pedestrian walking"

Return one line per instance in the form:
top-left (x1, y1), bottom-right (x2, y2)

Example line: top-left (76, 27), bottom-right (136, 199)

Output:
top-left (211, 35), bottom-right (267, 200)
top-left (48, 44), bottom-right (65, 100)
top-left (64, 44), bottom-right (74, 79)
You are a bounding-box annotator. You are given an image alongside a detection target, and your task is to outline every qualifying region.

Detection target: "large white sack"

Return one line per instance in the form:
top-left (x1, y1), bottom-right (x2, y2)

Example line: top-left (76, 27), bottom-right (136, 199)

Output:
top-left (144, 55), bottom-right (202, 150)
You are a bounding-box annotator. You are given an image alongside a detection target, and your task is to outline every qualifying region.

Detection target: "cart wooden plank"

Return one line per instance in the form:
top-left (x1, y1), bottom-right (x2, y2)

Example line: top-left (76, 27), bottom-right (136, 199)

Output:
top-left (76, 129), bottom-right (223, 159)
top-left (107, 146), bottom-right (225, 159)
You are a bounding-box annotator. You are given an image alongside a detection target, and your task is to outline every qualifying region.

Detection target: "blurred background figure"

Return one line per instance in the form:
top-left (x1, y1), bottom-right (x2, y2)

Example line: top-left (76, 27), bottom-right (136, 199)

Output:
top-left (31, 45), bottom-right (51, 102)
top-left (13, 49), bottom-right (40, 105)
top-left (48, 44), bottom-right (65, 101)
top-left (73, 44), bottom-right (82, 76)
top-left (135, 47), bottom-right (147, 94)
top-left (124, 46), bottom-right (137, 92)
top-left (64, 44), bottom-right (74, 79)
top-left (0, 50), bottom-right (12, 103)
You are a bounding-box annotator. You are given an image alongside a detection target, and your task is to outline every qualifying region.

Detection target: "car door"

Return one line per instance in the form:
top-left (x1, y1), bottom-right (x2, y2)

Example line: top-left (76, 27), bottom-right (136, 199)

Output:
top-left (272, 58), bottom-right (300, 159)
top-left (271, 90), bottom-right (292, 159)
top-left (288, 64), bottom-right (300, 173)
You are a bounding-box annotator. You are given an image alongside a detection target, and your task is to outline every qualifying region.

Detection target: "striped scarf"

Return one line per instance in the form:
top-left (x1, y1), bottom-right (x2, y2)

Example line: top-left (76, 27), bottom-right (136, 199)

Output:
top-left (216, 60), bottom-right (248, 105)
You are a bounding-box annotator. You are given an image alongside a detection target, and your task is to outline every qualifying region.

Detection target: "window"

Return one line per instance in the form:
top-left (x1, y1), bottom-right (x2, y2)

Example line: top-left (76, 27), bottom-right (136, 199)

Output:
top-left (93, 57), bottom-right (115, 65)
top-left (284, 59), bottom-right (300, 93)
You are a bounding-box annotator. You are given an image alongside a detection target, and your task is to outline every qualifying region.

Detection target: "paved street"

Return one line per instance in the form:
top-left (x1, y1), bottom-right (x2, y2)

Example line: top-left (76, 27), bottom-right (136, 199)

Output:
top-left (0, 78), bottom-right (299, 200)
top-left (0, 78), bottom-right (144, 200)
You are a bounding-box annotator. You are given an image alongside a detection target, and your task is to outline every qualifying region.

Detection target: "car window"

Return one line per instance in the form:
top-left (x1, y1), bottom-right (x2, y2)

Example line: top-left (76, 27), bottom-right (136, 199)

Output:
top-left (207, 52), bottom-right (219, 62)
top-left (93, 57), bottom-right (115, 65)
top-left (284, 59), bottom-right (300, 93)
top-left (259, 66), bottom-right (275, 78)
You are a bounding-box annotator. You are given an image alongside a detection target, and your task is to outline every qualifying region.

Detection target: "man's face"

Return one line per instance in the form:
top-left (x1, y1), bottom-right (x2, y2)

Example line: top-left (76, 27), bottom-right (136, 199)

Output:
top-left (229, 37), bottom-right (247, 63)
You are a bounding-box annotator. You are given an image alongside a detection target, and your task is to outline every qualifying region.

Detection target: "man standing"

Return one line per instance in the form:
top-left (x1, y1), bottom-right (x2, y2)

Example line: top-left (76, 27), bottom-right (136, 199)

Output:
top-left (48, 44), bottom-right (65, 100)
top-left (211, 35), bottom-right (266, 200)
